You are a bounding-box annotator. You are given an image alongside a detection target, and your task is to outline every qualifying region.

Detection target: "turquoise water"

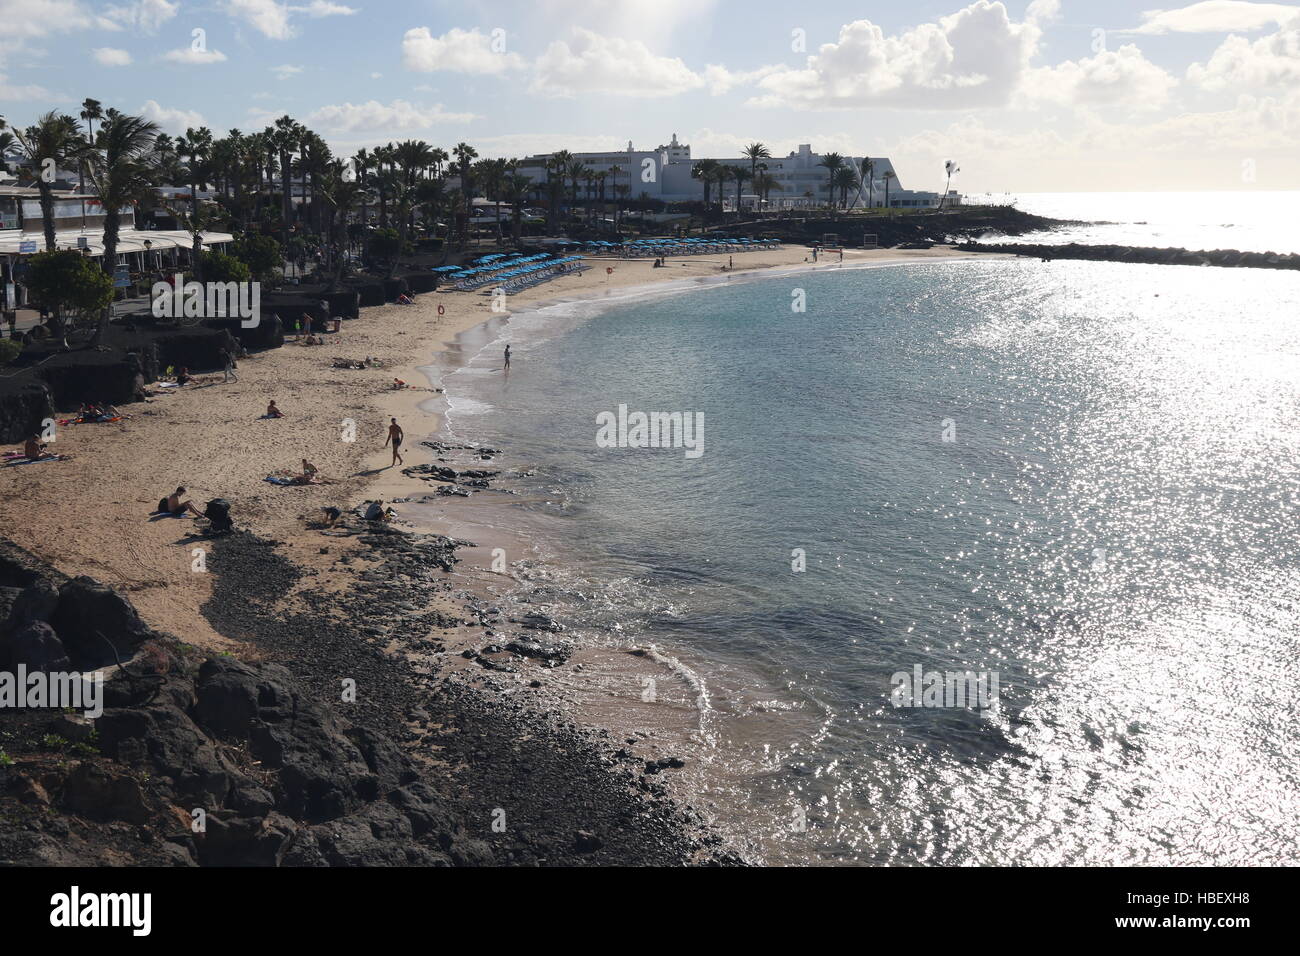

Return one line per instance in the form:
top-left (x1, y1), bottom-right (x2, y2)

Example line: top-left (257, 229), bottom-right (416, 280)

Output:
top-left (442, 258), bottom-right (1300, 864)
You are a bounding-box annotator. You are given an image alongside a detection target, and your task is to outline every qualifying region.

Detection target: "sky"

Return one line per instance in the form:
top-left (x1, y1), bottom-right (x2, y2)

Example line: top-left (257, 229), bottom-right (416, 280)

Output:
top-left (1, 0), bottom-right (1299, 193)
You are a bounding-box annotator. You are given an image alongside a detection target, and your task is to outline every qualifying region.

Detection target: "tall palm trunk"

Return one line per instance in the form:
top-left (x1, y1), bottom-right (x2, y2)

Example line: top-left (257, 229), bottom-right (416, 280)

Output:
top-left (36, 180), bottom-right (57, 250)
top-left (279, 150), bottom-right (292, 246)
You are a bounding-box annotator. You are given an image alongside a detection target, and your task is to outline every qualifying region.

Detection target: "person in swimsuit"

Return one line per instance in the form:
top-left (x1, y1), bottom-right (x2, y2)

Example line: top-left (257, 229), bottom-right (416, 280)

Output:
top-left (504, 344), bottom-right (511, 370)
top-left (23, 434), bottom-right (53, 460)
top-left (384, 418), bottom-right (404, 466)
top-left (165, 486), bottom-right (204, 517)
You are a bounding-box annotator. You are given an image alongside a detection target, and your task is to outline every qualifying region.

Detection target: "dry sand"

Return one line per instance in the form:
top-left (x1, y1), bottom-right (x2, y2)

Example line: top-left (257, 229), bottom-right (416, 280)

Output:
top-left (1, 244), bottom-right (983, 652)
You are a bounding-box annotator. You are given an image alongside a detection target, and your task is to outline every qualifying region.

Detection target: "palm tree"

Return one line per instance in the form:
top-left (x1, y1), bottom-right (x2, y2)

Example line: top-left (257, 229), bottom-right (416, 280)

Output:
top-left (80, 99), bottom-right (103, 143)
top-left (13, 111), bottom-right (80, 250)
top-left (414, 175), bottom-right (446, 245)
top-left (372, 143), bottom-right (395, 228)
top-left (177, 126), bottom-right (213, 220)
top-left (691, 158), bottom-right (719, 218)
top-left (0, 129), bottom-right (14, 174)
top-left (742, 142), bottom-right (770, 186)
top-left (941, 159), bottom-right (960, 209)
top-left (604, 162), bottom-right (621, 232)
top-left (882, 169), bottom-right (897, 209)
top-left (428, 146), bottom-right (449, 178)
top-left (473, 156), bottom-right (510, 243)
top-left (833, 167), bottom-right (857, 209)
top-left (565, 159), bottom-right (585, 224)
top-left (729, 165), bottom-right (751, 218)
top-left (77, 99), bottom-right (103, 195)
top-left (84, 108), bottom-right (159, 342)
top-left (296, 130), bottom-right (333, 235)
top-left (861, 158), bottom-right (875, 209)
top-left (0, 114), bottom-right (14, 173)
top-left (753, 171), bottom-right (783, 211)
top-left (451, 142), bottom-right (477, 247)
top-left (817, 152), bottom-right (844, 214)
top-left (502, 167), bottom-right (532, 244)
top-left (319, 159), bottom-right (364, 289)
top-left (352, 148), bottom-right (372, 227)
top-left (594, 170), bottom-right (608, 230)
top-left (271, 115), bottom-right (303, 246)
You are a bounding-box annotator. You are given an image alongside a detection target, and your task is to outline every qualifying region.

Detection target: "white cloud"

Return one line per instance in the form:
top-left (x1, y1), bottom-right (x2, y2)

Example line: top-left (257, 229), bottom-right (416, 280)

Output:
top-left (891, 91), bottom-right (1300, 190)
top-left (222, 0), bottom-right (293, 39)
top-left (0, 73), bottom-right (59, 100)
top-left (221, 0), bottom-right (356, 40)
top-left (100, 0), bottom-right (179, 33)
top-left (270, 63), bottom-right (303, 79)
top-left (0, 0), bottom-right (96, 40)
top-left (701, 63), bottom-right (781, 96)
top-left (1128, 1), bottom-right (1299, 34)
top-left (162, 46), bottom-right (229, 64)
top-left (291, 0), bottom-right (357, 16)
top-left (93, 46), bottom-right (134, 66)
top-left (531, 28), bottom-right (704, 97)
top-left (748, 1), bottom-right (1047, 110)
top-left (1023, 44), bottom-right (1178, 110)
top-left (402, 27), bottom-right (526, 74)
top-left (307, 98), bottom-right (477, 133)
top-left (1186, 14), bottom-right (1300, 88)
top-left (139, 98), bottom-right (205, 134)
top-left (532, 0), bottom-right (718, 48)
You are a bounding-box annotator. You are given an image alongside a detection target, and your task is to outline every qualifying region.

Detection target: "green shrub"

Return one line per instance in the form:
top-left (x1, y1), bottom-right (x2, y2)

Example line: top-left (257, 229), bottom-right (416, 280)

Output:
top-left (0, 338), bottom-right (21, 366)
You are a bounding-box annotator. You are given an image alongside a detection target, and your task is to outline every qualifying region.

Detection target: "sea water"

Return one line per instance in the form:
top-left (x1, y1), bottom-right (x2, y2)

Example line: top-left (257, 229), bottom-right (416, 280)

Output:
top-left (433, 255), bottom-right (1300, 865)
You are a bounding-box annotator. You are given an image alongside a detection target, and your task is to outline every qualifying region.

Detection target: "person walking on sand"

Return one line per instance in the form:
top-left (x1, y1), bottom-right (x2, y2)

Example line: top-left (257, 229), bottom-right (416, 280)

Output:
top-left (504, 344), bottom-right (511, 370)
top-left (223, 347), bottom-right (238, 383)
top-left (384, 418), bottom-right (404, 466)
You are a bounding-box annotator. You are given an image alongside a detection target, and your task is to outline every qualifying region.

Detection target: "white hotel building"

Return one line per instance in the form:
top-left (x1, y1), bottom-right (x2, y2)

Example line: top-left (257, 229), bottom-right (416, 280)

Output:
top-left (515, 134), bottom-right (956, 211)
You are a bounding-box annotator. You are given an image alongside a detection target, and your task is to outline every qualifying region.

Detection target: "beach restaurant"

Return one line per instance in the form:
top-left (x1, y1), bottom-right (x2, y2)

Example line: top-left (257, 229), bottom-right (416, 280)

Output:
top-left (0, 185), bottom-right (233, 311)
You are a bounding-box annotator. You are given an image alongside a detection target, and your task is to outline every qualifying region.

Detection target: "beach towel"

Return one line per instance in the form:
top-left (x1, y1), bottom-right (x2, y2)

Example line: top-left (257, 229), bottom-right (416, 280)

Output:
top-left (156, 381), bottom-right (182, 389)
top-left (3, 455), bottom-right (71, 467)
top-left (58, 416), bottom-right (124, 425)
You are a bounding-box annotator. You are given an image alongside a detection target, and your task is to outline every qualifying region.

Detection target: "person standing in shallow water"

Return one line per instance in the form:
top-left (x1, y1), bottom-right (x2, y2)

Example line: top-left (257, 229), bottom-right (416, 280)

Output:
top-left (384, 417), bottom-right (404, 466)
top-left (503, 344), bottom-right (511, 370)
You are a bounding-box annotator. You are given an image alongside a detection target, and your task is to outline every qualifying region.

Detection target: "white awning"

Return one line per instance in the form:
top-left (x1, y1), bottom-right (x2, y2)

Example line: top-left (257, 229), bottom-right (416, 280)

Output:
top-left (0, 228), bottom-right (234, 257)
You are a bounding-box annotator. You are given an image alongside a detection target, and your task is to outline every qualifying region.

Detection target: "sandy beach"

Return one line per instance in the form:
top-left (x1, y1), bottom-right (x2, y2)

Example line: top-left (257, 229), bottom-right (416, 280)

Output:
top-left (0, 244), bottom-right (974, 656)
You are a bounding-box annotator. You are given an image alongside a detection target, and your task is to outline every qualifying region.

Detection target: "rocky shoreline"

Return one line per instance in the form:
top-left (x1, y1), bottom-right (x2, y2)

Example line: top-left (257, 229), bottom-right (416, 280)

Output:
top-left (958, 240), bottom-right (1300, 270)
top-left (0, 529), bottom-right (741, 866)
